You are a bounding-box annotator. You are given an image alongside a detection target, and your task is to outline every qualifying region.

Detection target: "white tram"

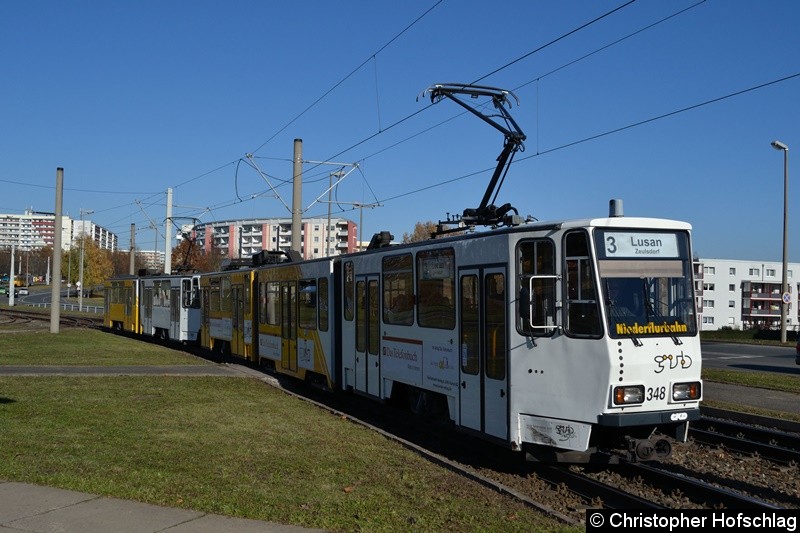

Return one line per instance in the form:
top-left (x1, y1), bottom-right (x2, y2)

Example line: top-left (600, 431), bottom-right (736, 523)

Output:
top-left (336, 210), bottom-right (702, 462)
top-left (140, 275), bottom-right (201, 342)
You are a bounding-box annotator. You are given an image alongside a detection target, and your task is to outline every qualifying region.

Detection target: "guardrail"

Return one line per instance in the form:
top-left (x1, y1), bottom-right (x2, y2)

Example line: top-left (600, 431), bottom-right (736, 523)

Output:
top-left (23, 302), bottom-right (104, 314)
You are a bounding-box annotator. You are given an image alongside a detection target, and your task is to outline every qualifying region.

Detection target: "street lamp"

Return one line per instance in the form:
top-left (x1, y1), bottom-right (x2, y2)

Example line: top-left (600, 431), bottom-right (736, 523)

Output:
top-left (772, 140), bottom-right (789, 343)
top-left (78, 208), bottom-right (94, 312)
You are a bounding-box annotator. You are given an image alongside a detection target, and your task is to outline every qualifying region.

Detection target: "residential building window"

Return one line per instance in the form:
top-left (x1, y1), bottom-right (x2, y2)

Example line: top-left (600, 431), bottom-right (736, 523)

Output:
top-left (704, 266), bottom-right (715, 275)
top-left (729, 284), bottom-right (735, 291)
top-left (703, 300), bottom-right (714, 308)
top-left (729, 267), bottom-right (736, 275)
top-left (767, 268), bottom-right (776, 277)
top-left (749, 268), bottom-right (760, 276)
top-left (704, 283), bottom-right (715, 291)
top-left (703, 316), bottom-right (715, 324)
top-left (729, 300), bottom-right (735, 308)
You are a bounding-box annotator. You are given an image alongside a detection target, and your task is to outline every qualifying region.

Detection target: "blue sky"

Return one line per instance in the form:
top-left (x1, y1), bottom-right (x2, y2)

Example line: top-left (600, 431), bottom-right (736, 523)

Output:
top-left (1, 0), bottom-right (798, 261)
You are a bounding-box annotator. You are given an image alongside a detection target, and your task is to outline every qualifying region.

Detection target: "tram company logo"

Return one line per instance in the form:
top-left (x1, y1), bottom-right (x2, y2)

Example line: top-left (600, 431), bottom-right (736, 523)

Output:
top-left (654, 351), bottom-right (693, 373)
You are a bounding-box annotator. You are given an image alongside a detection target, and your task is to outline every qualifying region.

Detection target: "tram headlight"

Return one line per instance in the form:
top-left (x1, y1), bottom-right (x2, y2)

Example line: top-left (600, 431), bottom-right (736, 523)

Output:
top-left (672, 382), bottom-right (701, 401)
top-left (613, 385), bottom-right (644, 405)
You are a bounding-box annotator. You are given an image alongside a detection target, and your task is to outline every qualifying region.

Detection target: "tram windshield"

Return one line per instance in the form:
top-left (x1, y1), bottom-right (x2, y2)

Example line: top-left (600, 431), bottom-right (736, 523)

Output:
top-left (595, 229), bottom-right (697, 340)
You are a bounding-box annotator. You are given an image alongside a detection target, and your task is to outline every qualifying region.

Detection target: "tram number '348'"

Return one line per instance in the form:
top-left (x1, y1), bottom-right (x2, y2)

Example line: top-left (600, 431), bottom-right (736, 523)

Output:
top-left (647, 386), bottom-right (666, 402)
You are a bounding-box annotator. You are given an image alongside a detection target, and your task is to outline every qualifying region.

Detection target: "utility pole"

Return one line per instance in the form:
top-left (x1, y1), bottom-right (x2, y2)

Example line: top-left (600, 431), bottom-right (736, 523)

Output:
top-left (165, 188), bottom-right (173, 274)
top-left (129, 224), bottom-right (135, 275)
top-left (50, 167), bottom-right (64, 332)
top-left (292, 139), bottom-right (303, 256)
top-left (8, 244), bottom-right (15, 307)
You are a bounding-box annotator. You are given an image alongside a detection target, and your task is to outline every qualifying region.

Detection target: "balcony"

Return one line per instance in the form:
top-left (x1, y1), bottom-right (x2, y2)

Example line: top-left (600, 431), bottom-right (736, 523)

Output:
top-left (747, 292), bottom-right (782, 300)
top-left (743, 308), bottom-right (781, 316)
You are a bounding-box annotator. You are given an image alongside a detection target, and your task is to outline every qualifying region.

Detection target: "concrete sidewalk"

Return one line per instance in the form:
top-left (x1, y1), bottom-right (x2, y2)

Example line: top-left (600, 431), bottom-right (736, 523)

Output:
top-left (0, 481), bottom-right (324, 533)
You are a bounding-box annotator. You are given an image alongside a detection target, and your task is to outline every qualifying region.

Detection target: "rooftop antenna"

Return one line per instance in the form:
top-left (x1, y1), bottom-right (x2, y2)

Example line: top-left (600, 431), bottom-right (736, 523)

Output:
top-left (421, 83), bottom-right (527, 236)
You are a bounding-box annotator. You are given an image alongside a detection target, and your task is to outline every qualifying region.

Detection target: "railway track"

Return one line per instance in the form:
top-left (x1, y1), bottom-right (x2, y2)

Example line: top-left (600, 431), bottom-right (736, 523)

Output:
top-left (0, 308), bottom-right (102, 329)
top-left (691, 412), bottom-right (800, 465)
top-left (247, 367), bottom-right (799, 526)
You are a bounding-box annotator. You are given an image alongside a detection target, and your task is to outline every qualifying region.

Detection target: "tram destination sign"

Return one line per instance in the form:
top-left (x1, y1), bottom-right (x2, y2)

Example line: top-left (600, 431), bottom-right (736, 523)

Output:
top-left (601, 232), bottom-right (679, 258)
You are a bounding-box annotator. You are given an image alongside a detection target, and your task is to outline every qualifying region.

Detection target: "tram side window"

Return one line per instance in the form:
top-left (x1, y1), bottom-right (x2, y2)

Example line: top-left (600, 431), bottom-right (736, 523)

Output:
top-left (383, 254), bottom-right (413, 326)
top-left (263, 281), bottom-right (280, 325)
top-left (417, 248), bottom-right (455, 330)
top-left (209, 284), bottom-right (220, 312)
top-left (318, 277), bottom-right (329, 332)
top-left (517, 240), bottom-right (556, 336)
top-left (460, 275), bottom-right (479, 375)
top-left (154, 280), bottom-right (168, 307)
top-left (344, 261), bottom-right (354, 321)
top-left (485, 273), bottom-right (506, 380)
top-left (220, 277), bottom-right (232, 312)
top-left (298, 279), bottom-right (317, 330)
top-left (564, 231), bottom-right (602, 337)
top-left (191, 277), bottom-right (200, 308)
top-left (182, 279), bottom-right (192, 308)
top-left (356, 281), bottom-right (366, 352)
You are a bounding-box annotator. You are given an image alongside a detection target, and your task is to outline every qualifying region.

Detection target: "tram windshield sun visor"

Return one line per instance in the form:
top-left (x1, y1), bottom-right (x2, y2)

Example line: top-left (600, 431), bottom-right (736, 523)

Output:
top-left (595, 230), bottom-right (697, 340)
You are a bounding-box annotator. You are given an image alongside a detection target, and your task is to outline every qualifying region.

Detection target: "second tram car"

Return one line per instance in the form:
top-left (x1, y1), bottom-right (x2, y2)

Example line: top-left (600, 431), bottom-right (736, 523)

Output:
top-left (140, 275), bottom-right (201, 342)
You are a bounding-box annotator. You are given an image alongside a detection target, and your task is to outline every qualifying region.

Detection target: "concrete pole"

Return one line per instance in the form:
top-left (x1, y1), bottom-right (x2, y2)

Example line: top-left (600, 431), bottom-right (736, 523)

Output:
top-left (129, 224), bottom-right (135, 275)
top-left (50, 167), bottom-right (64, 332)
top-left (292, 139), bottom-right (303, 256)
top-left (165, 187), bottom-right (173, 274)
top-left (772, 141), bottom-right (790, 342)
top-left (8, 244), bottom-right (15, 307)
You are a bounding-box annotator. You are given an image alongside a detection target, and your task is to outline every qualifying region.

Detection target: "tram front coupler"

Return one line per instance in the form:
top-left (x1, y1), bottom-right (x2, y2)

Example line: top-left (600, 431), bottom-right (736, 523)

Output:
top-left (626, 436), bottom-right (673, 462)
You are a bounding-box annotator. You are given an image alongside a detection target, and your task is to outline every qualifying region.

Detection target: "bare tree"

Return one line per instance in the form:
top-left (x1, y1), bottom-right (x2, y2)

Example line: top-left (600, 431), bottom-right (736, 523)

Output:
top-left (402, 221), bottom-right (438, 243)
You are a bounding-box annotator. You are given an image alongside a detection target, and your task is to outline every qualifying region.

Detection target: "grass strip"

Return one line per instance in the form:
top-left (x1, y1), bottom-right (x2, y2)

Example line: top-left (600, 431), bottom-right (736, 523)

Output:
top-left (0, 376), bottom-right (571, 532)
top-left (0, 328), bottom-right (206, 366)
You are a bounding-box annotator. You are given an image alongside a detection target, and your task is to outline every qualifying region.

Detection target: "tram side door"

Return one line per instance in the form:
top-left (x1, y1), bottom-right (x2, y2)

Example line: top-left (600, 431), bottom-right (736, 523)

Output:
top-left (458, 267), bottom-right (509, 439)
top-left (232, 285), bottom-right (244, 356)
top-left (354, 275), bottom-right (380, 397)
top-left (280, 282), bottom-right (298, 372)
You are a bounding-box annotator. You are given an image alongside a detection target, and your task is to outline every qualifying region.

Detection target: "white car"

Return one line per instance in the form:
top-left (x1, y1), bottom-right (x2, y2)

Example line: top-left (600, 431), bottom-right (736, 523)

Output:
top-left (18, 287), bottom-right (29, 296)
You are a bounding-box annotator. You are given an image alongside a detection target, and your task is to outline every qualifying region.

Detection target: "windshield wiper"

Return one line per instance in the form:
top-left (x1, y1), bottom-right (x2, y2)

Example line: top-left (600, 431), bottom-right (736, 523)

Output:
top-left (605, 280), bottom-right (642, 347)
top-left (642, 281), bottom-right (682, 346)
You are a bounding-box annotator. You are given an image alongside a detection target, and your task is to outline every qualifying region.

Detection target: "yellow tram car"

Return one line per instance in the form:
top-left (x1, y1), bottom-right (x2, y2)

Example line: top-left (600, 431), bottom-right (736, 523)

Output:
top-left (104, 276), bottom-right (141, 333)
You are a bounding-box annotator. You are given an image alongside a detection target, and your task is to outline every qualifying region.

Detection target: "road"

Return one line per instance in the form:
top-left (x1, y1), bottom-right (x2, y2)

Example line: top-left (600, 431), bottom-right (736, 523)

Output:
top-left (701, 341), bottom-right (799, 374)
top-left (6, 287), bottom-right (102, 313)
